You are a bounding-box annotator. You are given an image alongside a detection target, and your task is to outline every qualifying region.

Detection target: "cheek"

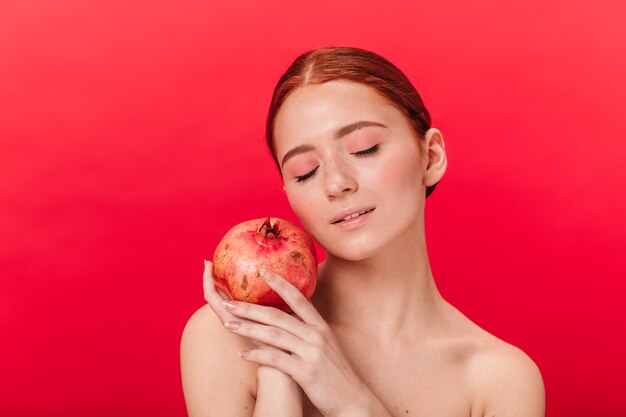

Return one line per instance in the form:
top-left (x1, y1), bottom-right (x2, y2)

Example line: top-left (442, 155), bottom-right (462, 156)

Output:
top-left (287, 192), bottom-right (318, 225)
top-left (377, 151), bottom-right (421, 194)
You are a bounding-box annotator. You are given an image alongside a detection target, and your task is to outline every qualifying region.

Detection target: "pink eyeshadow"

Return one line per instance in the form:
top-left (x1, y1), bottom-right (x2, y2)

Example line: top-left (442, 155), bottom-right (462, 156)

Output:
top-left (286, 157), bottom-right (319, 176)
top-left (345, 135), bottom-right (379, 153)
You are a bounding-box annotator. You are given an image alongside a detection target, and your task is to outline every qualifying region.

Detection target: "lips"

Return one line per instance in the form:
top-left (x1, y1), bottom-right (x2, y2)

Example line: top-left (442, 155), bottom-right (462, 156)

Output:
top-left (330, 207), bottom-right (376, 224)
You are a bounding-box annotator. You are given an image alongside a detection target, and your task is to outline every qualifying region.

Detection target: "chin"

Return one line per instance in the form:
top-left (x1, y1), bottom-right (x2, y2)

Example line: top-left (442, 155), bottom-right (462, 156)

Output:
top-left (316, 234), bottom-right (385, 262)
top-left (318, 217), bottom-right (420, 262)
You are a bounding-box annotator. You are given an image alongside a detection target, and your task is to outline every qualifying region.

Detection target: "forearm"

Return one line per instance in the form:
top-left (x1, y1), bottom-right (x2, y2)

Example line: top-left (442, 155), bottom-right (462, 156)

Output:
top-left (253, 365), bottom-right (303, 417)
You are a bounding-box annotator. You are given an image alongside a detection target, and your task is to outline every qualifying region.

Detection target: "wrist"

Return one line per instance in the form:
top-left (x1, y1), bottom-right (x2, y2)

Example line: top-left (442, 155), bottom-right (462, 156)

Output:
top-left (257, 364), bottom-right (294, 381)
top-left (257, 365), bottom-right (302, 391)
top-left (255, 365), bottom-right (303, 416)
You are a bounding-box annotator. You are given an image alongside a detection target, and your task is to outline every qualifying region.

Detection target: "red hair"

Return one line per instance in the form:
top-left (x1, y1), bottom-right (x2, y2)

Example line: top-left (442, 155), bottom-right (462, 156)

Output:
top-left (266, 46), bottom-right (438, 198)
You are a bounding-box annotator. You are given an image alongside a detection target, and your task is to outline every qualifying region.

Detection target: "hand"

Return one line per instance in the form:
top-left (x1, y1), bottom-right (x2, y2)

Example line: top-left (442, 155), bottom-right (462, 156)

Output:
top-left (220, 267), bottom-right (373, 417)
top-left (203, 260), bottom-right (284, 355)
top-left (204, 260), bottom-right (304, 413)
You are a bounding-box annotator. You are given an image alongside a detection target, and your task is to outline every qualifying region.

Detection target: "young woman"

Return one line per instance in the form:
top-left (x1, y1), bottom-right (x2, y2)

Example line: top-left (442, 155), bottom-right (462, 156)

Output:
top-left (180, 46), bottom-right (545, 417)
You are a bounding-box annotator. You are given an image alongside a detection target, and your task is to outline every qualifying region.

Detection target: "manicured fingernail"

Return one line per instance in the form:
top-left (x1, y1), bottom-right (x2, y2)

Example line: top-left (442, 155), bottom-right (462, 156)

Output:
top-left (222, 300), bottom-right (238, 311)
top-left (224, 321), bottom-right (240, 330)
top-left (260, 269), bottom-right (272, 281)
top-left (239, 350), bottom-right (249, 358)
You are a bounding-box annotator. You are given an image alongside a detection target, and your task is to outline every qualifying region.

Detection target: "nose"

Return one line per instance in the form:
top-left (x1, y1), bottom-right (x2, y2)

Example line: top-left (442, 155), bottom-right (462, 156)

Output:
top-left (323, 158), bottom-right (358, 198)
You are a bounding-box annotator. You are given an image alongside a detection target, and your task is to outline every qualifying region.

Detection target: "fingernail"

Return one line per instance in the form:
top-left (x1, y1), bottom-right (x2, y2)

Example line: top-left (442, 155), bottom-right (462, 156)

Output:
top-left (224, 321), bottom-right (240, 330)
top-left (239, 350), bottom-right (249, 359)
top-left (222, 300), bottom-right (238, 311)
top-left (204, 259), bottom-right (208, 267)
top-left (260, 268), bottom-right (272, 281)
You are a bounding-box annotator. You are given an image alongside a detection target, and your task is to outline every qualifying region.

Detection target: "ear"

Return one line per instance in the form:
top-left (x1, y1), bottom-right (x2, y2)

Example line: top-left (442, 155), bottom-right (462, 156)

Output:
top-left (422, 128), bottom-right (447, 188)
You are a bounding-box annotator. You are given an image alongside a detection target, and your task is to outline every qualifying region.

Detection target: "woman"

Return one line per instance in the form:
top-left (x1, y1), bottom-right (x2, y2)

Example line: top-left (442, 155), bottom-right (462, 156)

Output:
top-left (180, 46), bottom-right (545, 416)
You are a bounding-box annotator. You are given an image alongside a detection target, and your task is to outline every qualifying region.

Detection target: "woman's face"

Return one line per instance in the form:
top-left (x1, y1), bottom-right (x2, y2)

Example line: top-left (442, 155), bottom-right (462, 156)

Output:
top-left (273, 80), bottom-right (429, 261)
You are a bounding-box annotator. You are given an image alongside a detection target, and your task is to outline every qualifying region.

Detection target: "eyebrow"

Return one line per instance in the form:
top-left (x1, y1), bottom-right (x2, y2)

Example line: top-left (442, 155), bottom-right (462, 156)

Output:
top-left (280, 120), bottom-right (387, 169)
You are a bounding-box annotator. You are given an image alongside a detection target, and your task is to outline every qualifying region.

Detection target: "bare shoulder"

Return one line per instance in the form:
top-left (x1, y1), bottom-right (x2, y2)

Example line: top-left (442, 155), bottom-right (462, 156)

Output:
top-left (464, 329), bottom-right (546, 417)
top-left (180, 304), bottom-right (258, 417)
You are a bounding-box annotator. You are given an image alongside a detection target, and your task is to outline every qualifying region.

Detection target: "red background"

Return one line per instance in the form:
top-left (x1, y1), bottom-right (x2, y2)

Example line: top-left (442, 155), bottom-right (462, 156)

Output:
top-left (1, 1), bottom-right (625, 416)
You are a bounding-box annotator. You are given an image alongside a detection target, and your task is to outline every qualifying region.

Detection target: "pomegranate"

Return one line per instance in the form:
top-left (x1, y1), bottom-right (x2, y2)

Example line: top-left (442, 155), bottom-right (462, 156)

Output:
top-left (212, 217), bottom-right (317, 313)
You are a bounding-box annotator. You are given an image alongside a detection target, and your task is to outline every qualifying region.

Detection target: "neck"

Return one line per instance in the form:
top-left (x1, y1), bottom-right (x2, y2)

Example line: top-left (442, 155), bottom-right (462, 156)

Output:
top-left (311, 216), bottom-right (446, 348)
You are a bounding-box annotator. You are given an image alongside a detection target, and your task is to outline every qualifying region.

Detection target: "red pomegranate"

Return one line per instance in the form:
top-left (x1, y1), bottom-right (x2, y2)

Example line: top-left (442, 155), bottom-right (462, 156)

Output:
top-left (212, 217), bottom-right (317, 313)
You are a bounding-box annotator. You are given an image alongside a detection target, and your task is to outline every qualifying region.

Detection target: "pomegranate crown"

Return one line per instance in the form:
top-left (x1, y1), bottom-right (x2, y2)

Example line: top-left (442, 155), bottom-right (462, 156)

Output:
top-left (257, 217), bottom-right (281, 240)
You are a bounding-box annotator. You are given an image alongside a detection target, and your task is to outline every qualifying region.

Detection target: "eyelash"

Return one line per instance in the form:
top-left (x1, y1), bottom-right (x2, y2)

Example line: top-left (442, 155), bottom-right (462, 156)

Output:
top-left (353, 143), bottom-right (380, 156)
top-left (294, 144), bottom-right (380, 183)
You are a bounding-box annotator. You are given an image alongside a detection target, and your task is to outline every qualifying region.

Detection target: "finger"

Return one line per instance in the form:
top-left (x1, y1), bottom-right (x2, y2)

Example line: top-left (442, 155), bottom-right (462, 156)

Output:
top-left (204, 260), bottom-right (259, 326)
top-left (239, 347), bottom-right (302, 381)
top-left (203, 260), bottom-right (230, 321)
top-left (256, 343), bottom-right (293, 356)
top-left (222, 300), bottom-right (322, 345)
top-left (203, 260), bottom-right (222, 305)
top-left (216, 289), bottom-right (229, 300)
top-left (224, 320), bottom-right (309, 357)
top-left (259, 268), bottom-right (326, 328)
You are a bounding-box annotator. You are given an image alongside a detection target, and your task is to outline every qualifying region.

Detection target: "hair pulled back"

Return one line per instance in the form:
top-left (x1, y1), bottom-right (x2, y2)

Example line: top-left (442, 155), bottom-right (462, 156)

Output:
top-left (265, 46), bottom-right (438, 198)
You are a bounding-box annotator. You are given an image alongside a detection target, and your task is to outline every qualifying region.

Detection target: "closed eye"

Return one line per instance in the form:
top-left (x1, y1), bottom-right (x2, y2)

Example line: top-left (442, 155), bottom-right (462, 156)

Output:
top-left (352, 144), bottom-right (380, 156)
top-left (294, 144), bottom-right (380, 183)
top-left (295, 166), bottom-right (319, 183)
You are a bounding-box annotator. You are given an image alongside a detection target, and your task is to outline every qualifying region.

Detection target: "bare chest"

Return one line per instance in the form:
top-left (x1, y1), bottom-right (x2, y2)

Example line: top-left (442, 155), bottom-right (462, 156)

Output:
top-left (303, 344), bottom-right (474, 417)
